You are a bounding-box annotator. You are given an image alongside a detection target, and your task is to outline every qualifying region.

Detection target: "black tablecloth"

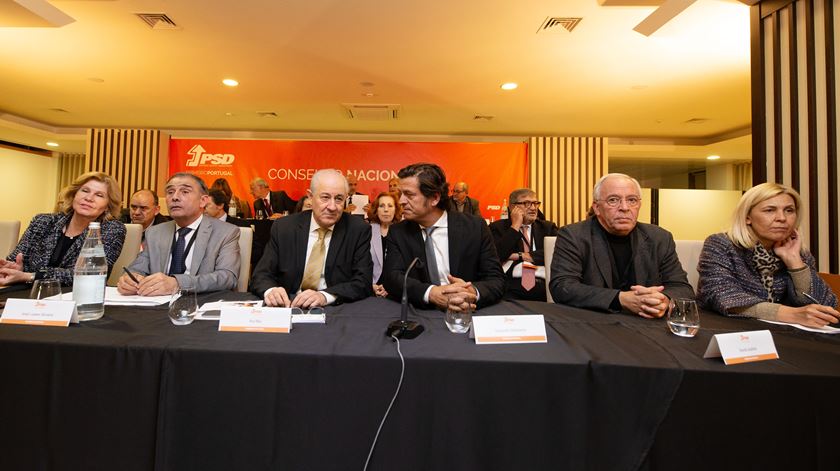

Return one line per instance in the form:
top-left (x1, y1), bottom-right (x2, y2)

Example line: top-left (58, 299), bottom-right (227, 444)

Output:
top-left (0, 289), bottom-right (838, 471)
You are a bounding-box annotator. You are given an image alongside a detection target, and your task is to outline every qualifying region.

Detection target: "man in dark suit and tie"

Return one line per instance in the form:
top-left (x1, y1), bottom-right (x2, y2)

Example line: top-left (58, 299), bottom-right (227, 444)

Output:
top-left (549, 173), bottom-right (694, 317)
top-left (116, 173), bottom-right (241, 295)
top-left (250, 177), bottom-right (297, 218)
top-left (251, 169), bottom-right (373, 308)
top-left (490, 188), bottom-right (559, 301)
top-left (205, 190), bottom-right (251, 228)
top-left (382, 163), bottom-right (505, 311)
top-left (447, 181), bottom-right (482, 217)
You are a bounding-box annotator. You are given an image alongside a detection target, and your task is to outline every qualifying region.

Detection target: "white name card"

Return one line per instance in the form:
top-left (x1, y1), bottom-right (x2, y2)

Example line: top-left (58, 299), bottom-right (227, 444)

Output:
top-left (0, 298), bottom-right (76, 327)
top-left (218, 306), bottom-right (291, 333)
top-left (703, 329), bottom-right (779, 365)
top-left (473, 314), bottom-right (547, 345)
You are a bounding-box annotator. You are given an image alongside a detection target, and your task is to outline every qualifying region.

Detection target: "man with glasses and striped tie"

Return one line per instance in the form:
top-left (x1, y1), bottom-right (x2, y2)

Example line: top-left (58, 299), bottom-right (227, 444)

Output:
top-left (251, 169), bottom-right (373, 308)
top-left (490, 188), bottom-right (559, 301)
top-left (549, 173), bottom-right (693, 318)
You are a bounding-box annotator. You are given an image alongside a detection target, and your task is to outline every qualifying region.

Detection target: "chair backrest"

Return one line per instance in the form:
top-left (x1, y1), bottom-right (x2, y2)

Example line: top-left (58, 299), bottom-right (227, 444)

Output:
top-left (0, 220), bottom-right (21, 259)
top-left (107, 224), bottom-right (143, 286)
top-left (544, 236), bottom-right (557, 303)
top-left (237, 226), bottom-right (254, 292)
top-left (819, 272), bottom-right (840, 301)
top-left (674, 240), bottom-right (705, 292)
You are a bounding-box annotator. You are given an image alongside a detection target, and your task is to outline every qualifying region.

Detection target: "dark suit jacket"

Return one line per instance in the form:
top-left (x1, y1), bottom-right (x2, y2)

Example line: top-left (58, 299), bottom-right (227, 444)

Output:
top-left (447, 196), bottom-right (482, 217)
top-left (253, 190), bottom-right (297, 215)
top-left (223, 215), bottom-right (251, 228)
top-left (120, 211), bottom-right (170, 227)
top-left (549, 217), bottom-right (694, 312)
top-left (382, 210), bottom-right (505, 308)
top-left (128, 216), bottom-right (240, 293)
top-left (250, 211), bottom-right (373, 303)
top-left (490, 218), bottom-right (559, 267)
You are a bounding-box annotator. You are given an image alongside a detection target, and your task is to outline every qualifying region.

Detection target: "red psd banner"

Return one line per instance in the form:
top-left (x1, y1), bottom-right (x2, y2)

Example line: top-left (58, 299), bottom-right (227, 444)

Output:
top-left (168, 139), bottom-right (528, 220)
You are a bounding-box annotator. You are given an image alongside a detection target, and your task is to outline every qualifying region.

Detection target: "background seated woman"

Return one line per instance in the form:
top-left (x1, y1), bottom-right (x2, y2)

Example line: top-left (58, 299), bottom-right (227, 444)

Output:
top-left (0, 172), bottom-right (126, 286)
top-left (697, 182), bottom-right (838, 328)
top-left (367, 191), bottom-right (401, 297)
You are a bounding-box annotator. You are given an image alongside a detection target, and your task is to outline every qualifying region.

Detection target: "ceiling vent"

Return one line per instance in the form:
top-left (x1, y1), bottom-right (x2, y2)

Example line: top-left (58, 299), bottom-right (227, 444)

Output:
top-left (473, 115), bottom-right (494, 121)
top-left (684, 118), bottom-right (709, 125)
top-left (49, 108), bottom-right (69, 113)
top-left (257, 111), bottom-right (278, 118)
top-left (135, 13), bottom-right (180, 30)
top-left (342, 104), bottom-right (400, 121)
top-left (537, 17), bottom-right (582, 34)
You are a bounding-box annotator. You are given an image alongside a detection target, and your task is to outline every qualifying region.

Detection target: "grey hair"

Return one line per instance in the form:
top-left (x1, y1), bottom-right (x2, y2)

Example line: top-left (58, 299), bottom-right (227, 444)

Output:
top-left (592, 173), bottom-right (641, 201)
top-left (250, 177), bottom-right (269, 188)
top-left (509, 188), bottom-right (536, 204)
top-left (310, 169), bottom-right (349, 194)
top-left (168, 172), bottom-right (208, 195)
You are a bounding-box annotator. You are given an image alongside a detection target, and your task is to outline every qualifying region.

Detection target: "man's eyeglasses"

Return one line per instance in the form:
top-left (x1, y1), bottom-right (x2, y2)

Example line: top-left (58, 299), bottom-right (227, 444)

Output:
top-left (510, 201), bottom-right (541, 209)
top-left (599, 196), bottom-right (642, 208)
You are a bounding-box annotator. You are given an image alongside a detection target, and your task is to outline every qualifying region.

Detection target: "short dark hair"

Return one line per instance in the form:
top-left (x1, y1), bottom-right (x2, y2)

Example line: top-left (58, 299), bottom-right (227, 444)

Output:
top-left (168, 172), bottom-right (208, 195)
top-left (208, 189), bottom-right (230, 207)
top-left (397, 163), bottom-right (449, 210)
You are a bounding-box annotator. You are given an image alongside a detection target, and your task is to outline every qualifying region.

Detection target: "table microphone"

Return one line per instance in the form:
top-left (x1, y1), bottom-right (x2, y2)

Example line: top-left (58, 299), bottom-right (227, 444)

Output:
top-left (386, 257), bottom-right (425, 339)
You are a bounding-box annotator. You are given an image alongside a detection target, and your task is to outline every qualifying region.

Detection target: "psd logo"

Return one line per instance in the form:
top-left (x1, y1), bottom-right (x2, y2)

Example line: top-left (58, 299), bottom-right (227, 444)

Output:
top-left (185, 145), bottom-right (235, 166)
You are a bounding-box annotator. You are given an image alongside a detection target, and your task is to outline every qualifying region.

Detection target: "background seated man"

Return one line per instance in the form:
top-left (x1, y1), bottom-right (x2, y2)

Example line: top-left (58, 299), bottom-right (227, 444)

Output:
top-left (250, 177), bottom-right (296, 218)
top-left (490, 188), bottom-right (558, 301)
top-left (382, 163), bottom-right (504, 311)
top-left (549, 173), bottom-right (693, 318)
top-left (250, 169), bottom-right (373, 308)
top-left (447, 181), bottom-right (482, 217)
top-left (121, 189), bottom-right (169, 237)
top-left (206, 189), bottom-right (251, 227)
top-left (117, 173), bottom-right (240, 295)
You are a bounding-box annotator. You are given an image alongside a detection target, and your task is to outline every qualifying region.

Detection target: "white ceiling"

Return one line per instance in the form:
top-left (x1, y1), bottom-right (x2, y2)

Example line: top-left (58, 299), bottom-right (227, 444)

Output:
top-left (0, 0), bottom-right (752, 159)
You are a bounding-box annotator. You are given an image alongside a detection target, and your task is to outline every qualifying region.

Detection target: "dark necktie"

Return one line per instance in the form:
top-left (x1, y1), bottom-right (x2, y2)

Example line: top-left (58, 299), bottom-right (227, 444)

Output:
top-left (169, 227), bottom-right (192, 275)
top-left (424, 226), bottom-right (440, 285)
top-left (521, 226), bottom-right (535, 291)
top-left (264, 198), bottom-right (273, 216)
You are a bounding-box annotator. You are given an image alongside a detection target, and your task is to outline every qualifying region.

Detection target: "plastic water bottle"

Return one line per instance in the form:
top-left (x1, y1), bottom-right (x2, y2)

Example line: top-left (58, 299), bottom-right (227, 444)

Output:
top-left (72, 222), bottom-right (107, 321)
top-left (228, 198), bottom-right (237, 217)
top-left (500, 198), bottom-right (509, 220)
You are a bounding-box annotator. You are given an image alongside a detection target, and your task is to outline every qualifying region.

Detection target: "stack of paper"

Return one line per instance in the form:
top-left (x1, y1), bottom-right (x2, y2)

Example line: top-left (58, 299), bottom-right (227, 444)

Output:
top-left (55, 287), bottom-right (171, 306)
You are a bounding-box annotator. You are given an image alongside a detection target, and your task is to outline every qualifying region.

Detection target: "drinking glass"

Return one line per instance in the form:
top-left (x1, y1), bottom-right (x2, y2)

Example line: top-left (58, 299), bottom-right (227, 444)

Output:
top-left (667, 298), bottom-right (700, 337)
top-left (30, 279), bottom-right (62, 300)
top-left (168, 290), bottom-right (198, 325)
top-left (444, 293), bottom-right (473, 333)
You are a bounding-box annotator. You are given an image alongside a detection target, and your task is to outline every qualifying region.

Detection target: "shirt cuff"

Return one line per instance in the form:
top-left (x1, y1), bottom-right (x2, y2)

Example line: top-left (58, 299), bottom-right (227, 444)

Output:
top-left (320, 291), bottom-right (337, 306)
top-left (423, 285), bottom-right (433, 304)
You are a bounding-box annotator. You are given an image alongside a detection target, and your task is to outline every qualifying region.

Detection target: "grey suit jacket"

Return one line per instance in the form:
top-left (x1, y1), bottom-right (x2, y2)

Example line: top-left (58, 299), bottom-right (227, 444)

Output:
top-left (128, 216), bottom-right (240, 293)
top-left (549, 217), bottom-right (694, 312)
top-left (370, 223), bottom-right (385, 283)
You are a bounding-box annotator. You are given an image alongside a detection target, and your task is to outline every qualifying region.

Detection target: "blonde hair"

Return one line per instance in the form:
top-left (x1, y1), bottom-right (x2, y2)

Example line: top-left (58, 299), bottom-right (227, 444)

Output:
top-left (727, 182), bottom-right (802, 249)
top-left (58, 172), bottom-right (123, 220)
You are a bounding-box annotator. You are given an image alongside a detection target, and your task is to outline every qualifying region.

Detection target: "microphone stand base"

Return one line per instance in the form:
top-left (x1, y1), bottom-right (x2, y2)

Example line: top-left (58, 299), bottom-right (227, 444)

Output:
top-left (386, 320), bottom-right (425, 339)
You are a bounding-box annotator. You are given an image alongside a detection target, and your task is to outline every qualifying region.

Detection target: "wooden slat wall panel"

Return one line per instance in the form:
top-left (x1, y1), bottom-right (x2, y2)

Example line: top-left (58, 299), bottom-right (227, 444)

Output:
top-left (56, 153), bottom-right (86, 195)
top-left (86, 129), bottom-right (161, 207)
top-left (528, 137), bottom-right (608, 227)
top-left (752, 0), bottom-right (839, 272)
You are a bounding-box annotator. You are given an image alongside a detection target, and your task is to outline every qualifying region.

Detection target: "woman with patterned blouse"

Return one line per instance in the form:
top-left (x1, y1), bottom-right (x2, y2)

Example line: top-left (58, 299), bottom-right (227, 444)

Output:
top-left (0, 172), bottom-right (126, 286)
top-left (697, 182), bottom-right (838, 328)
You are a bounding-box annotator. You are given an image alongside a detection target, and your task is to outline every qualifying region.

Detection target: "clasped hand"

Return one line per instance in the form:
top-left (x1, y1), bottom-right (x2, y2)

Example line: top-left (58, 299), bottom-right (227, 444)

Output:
top-left (619, 285), bottom-right (669, 319)
top-left (429, 275), bottom-right (477, 312)
top-left (0, 253), bottom-right (27, 286)
top-left (117, 272), bottom-right (179, 296)
top-left (264, 287), bottom-right (327, 309)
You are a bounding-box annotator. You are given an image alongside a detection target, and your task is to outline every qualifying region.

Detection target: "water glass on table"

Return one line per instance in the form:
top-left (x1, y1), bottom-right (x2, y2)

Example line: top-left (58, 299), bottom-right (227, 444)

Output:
top-left (444, 293), bottom-right (473, 333)
top-left (30, 279), bottom-right (62, 300)
top-left (255, 209), bottom-right (266, 220)
top-left (667, 298), bottom-right (700, 337)
top-left (168, 290), bottom-right (198, 325)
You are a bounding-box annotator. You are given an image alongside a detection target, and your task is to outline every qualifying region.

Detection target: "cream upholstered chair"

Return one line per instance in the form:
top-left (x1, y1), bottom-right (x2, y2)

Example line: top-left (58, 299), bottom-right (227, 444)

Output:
top-left (674, 240), bottom-right (705, 292)
top-left (543, 236), bottom-right (557, 303)
top-left (0, 220), bottom-right (21, 259)
top-left (237, 226), bottom-right (253, 292)
top-left (107, 224), bottom-right (143, 286)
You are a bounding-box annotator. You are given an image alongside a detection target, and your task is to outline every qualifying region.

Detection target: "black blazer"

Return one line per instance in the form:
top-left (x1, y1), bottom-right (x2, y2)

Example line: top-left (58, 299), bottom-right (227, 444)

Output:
top-left (447, 196), bottom-right (482, 217)
top-left (382, 210), bottom-right (505, 308)
top-left (250, 211), bottom-right (373, 303)
top-left (253, 190), bottom-right (297, 215)
top-left (489, 218), bottom-right (559, 267)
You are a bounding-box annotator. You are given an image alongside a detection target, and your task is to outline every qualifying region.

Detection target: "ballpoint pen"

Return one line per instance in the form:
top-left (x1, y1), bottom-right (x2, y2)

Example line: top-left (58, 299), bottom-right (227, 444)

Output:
top-left (123, 267), bottom-right (140, 284)
top-left (801, 291), bottom-right (821, 304)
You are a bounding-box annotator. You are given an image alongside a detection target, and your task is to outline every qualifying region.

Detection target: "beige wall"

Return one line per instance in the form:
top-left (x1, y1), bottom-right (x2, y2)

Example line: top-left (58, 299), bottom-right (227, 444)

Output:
top-left (658, 189), bottom-right (742, 241)
top-left (0, 147), bottom-right (59, 229)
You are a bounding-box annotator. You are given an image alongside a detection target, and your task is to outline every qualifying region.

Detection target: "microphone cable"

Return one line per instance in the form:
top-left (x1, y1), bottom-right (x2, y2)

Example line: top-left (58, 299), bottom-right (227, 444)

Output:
top-left (362, 334), bottom-right (406, 471)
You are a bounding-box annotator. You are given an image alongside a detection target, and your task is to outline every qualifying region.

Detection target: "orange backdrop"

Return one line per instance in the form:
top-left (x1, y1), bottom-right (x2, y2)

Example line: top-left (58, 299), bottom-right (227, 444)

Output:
top-left (168, 139), bottom-right (528, 220)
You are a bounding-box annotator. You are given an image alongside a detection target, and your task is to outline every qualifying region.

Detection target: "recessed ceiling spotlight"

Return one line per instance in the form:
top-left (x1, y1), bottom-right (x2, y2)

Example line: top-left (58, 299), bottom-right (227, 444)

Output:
top-left (224, 112), bottom-right (234, 117)
top-left (362, 92), bottom-right (376, 97)
top-left (707, 155), bottom-right (721, 160)
top-left (500, 82), bottom-right (518, 91)
top-left (222, 78), bottom-right (239, 87)
top-left (46, 142), bottom-right (59, 147)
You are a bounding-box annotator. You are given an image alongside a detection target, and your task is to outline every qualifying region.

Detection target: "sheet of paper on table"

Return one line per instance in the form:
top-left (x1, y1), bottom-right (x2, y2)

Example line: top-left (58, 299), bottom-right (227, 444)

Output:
top-left (54, 287), bottom-right (170, 306)
top-left (196, 300), bottom-right (264, 320)
top-left (759, 318), bottom-right (840, 334)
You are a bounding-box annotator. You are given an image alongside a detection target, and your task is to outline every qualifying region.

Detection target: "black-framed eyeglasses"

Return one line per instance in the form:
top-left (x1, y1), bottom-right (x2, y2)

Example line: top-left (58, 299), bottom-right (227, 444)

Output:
top-left (290, 307), bottom-right (326, 315)
top-left (511, 201), bottom-right (541, 208)
top-left (598, 196), bottom-right (642, 208)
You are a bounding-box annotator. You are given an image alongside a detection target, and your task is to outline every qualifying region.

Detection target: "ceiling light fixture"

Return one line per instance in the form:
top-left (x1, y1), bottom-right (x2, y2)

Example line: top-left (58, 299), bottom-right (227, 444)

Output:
top-left (707, 155), bottom-right (720, 160)
top-left (500, 82), bottom-right (518, 91)
top-left (46, 142), bottom-right (59, 147)
top-left (222, 79), bottom-right (239, 87)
